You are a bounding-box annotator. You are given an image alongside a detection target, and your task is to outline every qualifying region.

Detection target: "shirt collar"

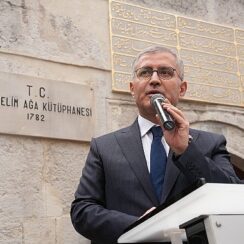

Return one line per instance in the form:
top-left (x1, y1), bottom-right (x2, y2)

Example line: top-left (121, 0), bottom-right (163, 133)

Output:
top-left (138, 115), bottom-right (158, 137)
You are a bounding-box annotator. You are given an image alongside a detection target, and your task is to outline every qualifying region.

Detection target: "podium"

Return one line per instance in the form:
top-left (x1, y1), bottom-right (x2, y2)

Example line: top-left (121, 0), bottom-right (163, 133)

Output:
top-left (180, 214), bottom-right (244, 244)
top-left (117, 183), bottom-right (244, 244)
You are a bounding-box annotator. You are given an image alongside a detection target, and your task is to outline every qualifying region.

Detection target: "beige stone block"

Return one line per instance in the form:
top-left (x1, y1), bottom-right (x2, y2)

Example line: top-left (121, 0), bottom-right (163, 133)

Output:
top-left (56, 215), bottom-right (90, 244)
top-left (0, 0), bottom-right (110, 69)
top-left (0, 71), bottom-right (94, 141)
top-left (0, 53), bottom-right (111, 137)
top-left (0, 219), bottom-right (22, 244)
top-left (0, 52), bottom-right (107, 85)
top-left (213, 0), bottom-right (244, 28)
top-left (23, 217), bottom-right (55, 244)
top-left (107, 99), bottom-right (137, 132)
top-left (0, 135), bottom-right (45, 218)
top-left (42, 141), bottom-right (90, 216)
top-left (44, 182), bottom-right (63, 217)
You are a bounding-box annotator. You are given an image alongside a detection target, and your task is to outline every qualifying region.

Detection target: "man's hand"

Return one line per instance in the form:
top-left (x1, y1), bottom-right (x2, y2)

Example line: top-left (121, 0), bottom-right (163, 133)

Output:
top-left (156, 100), bottom-right (189, 156)
top-left (139, 207), bottom-right (156, 219)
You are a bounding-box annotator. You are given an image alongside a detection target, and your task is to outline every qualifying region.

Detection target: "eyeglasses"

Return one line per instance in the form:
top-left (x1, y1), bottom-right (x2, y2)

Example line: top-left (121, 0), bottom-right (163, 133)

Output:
top-left (134, 66), bottom-right (182, 82)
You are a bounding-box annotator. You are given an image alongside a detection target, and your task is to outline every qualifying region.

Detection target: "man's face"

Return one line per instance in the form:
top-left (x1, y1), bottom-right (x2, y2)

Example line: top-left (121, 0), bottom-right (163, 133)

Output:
top-left (130, 52), bottom-right (187, 120)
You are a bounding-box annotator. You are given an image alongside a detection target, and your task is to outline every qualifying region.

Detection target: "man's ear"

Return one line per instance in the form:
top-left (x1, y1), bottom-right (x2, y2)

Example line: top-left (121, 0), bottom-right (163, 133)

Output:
top-left (130, 81), bottom-right (134, 97)
top-left (179, 80), bottom-right (187, 97)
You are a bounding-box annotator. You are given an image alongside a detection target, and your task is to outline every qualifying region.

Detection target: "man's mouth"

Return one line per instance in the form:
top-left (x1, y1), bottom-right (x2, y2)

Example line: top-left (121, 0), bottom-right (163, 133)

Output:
top-left (146, 90), bottom-right (164, 97)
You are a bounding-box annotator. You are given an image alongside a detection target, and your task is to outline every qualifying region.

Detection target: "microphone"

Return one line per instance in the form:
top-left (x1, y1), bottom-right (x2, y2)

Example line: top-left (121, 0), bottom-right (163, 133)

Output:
top-left (150, 94), bottom-right (175, 131)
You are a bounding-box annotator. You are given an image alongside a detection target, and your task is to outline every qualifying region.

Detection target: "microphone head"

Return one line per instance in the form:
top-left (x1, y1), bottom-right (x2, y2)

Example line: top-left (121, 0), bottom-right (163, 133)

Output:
top-left (150, 94), bottom-right (165, 105)
top-left (150, 93), bottom-right (175, 130)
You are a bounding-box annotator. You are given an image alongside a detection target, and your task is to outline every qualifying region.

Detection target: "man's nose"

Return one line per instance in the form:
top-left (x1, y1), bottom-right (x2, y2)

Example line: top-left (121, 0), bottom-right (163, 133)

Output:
top-left (149, 70), bottom-right (161, 85)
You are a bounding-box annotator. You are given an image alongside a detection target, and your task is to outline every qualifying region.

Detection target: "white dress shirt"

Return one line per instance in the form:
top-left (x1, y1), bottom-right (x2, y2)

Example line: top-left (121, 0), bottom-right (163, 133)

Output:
top-left (138, 115), bottom-right (169, 172)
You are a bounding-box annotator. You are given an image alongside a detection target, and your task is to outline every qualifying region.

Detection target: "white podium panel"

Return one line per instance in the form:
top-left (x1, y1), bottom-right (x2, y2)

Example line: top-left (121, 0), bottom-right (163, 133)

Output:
top-left (205, 215), bottom-right (244, 244)
top-left (117, 183), bottom-right (244, 243)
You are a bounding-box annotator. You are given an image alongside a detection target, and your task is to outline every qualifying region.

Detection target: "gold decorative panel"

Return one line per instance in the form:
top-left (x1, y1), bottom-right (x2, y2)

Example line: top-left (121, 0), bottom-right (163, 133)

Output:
top-left (109, 0), bottom-right (244, 107)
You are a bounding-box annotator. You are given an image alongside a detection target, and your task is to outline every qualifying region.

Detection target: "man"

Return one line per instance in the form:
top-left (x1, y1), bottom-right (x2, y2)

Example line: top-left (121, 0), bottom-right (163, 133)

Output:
top-left (70, 46), bottom-right (241, 244)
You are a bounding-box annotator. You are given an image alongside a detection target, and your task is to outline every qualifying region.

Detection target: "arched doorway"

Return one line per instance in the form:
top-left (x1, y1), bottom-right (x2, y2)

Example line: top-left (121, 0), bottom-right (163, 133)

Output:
top-left (189, 118), bottom-right (244, 181)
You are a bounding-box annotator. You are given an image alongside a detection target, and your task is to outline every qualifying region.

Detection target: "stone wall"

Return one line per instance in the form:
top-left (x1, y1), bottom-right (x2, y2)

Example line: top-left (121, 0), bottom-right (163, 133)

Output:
top-left (0, 0), bottom-right (243, 243)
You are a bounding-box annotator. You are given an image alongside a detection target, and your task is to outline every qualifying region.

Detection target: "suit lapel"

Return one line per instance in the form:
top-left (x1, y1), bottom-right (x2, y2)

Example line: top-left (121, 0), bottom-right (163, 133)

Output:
top-left (115, 119), bottom-right (158, 205)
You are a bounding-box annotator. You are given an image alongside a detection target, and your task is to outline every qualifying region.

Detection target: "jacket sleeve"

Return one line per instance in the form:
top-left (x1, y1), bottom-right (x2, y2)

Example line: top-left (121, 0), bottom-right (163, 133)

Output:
top-left (70, 138), bottom-right (138, 244)
top-left (172, 133), bottom-right (241, 184)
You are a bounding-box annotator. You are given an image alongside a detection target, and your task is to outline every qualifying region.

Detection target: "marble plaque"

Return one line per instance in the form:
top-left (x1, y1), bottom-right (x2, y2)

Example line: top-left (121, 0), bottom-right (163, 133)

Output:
top-left (0, 72), bottom-right (94, 141)
top-left (109, 0), bottom-right (244, 107)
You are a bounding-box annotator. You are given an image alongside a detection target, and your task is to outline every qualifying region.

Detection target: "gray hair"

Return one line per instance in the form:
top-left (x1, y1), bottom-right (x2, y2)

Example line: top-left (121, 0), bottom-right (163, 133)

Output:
top-left (131, 45), bottom-right (184, 80)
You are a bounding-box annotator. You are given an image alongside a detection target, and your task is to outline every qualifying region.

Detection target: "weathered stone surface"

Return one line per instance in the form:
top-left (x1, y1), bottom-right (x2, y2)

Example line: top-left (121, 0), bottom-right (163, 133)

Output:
top-left (122, 0), bottom-right (208, 18)
top-left (181, 102), bottom-right (244, 162)
top-left (0, 0), bottom-right (110, 69)
top-left (107, 98), bottom-right (138, 131)
top-left (122, 0), bottom-right (244, 28)
top-left (0, 219), bottom-right (22, 244)
top-left (23, 217), bottom-right (56, 244)
top-left (213, 0), bottom-right (244, 28)
top-left (0, 135), bottom-right (45, 219)
top-left (0, 53), bottom-right (110, 137)
top-left (42, 141), bottom-right (90, 215)
top-left (56, 215), bottom-right (90, 244)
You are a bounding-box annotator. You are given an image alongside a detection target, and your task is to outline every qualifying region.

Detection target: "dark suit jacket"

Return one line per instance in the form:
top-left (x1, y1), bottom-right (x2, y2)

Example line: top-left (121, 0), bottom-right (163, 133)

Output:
top-left (71, 119), bottom-right (240, 244)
